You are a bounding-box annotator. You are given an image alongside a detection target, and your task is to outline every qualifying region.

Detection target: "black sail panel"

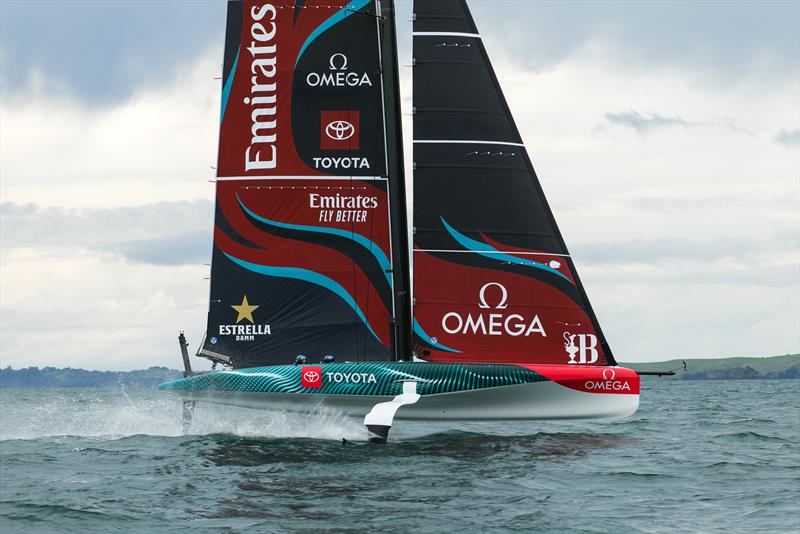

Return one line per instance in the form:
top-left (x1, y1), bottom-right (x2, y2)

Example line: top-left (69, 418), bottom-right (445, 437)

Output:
top-left (200, 0), bottom-right (408, 368)
top-left (412, 0), bottom-right (615, 366)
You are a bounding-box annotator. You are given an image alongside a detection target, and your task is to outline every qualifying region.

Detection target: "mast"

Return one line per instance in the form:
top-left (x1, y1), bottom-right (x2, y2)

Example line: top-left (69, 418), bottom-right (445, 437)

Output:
top-left (380, 0), bottom-right (411, 361)
top-left (411, 0), bottom-right (616, 366)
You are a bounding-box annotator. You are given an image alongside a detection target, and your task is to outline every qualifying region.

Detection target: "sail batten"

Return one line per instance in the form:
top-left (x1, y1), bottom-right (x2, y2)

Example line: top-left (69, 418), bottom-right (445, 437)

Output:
top-left (412, 32), bottom-right (481, 38)
top-left (414, 140), bottom-right (526, 147)
top-left (412, 0), bottom-right (615, 366)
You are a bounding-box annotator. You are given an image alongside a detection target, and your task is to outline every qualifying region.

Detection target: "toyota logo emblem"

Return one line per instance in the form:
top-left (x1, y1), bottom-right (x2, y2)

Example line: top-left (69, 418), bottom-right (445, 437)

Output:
top-left (303, 370), bottom-right (320, 382)
top-left (602, 368), bottom-right (616, 380)
top-left (325, 120), bottom-right (355, 141)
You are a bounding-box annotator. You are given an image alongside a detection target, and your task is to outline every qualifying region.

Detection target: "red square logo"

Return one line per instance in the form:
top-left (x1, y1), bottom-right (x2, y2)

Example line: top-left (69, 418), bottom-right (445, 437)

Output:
top-left (320, 111), bottom-right (360, 150)
top-left (301, 366), bottom-right (323, 388)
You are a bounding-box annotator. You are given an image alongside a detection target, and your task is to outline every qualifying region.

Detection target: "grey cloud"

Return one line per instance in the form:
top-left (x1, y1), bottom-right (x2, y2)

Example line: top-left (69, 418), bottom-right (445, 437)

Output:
top-left (1, 201), bottom-right (213, 265)
top-left (572, 238), bottom-right (799, 288)
top-left (571, 237), bottom-right (798, 266)
top-left (605, 111), bottom-right (692, 134)
top-left (110, 231), bottom-right (211, 266)
top-left (622, 194), bottom-right (798, 213)
top-left (604, 110), bottom-right (752, 135)
top-left (775, 129), bottom-right (800, 148)
top-left (593, 261), bottom-right (798, 288)
top-left (3, 0), bottom-right (798, 106)
top-left (0, 0), bottom-right (224, 106)
top-left (466, 0), bottom-right (799, 85)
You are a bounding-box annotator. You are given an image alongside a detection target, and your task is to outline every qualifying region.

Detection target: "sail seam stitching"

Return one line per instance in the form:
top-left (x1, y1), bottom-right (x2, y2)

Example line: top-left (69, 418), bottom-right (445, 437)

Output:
top-left (215, 176), bottom-right (388, 182)
top-left (413, 32), bottom-right (481, 38)
top-left (414, 140), bottom-right (525, 147)
top-left (414, 249), bottom-right (571, 258)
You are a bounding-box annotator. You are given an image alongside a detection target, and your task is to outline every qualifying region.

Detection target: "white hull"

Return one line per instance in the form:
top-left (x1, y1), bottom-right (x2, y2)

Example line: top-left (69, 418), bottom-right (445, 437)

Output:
top-left (172, 380), bottom-right (638, 422)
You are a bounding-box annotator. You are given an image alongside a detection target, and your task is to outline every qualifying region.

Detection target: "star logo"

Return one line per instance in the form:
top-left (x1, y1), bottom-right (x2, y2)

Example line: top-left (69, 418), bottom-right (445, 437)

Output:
top-left (231, 295), bottom-right (259, 324)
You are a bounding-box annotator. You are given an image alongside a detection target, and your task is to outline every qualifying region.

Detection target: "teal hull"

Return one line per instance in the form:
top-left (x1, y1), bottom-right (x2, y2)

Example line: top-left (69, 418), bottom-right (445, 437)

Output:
top-left (159, 362), bottom-right (640, 421)
top-left (159, 362), bottom-right (548, 397)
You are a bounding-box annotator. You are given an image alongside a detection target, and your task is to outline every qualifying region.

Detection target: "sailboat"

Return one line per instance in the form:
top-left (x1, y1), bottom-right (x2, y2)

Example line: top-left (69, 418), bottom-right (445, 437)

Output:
top-left (160, 0), bottom-right (641, 443)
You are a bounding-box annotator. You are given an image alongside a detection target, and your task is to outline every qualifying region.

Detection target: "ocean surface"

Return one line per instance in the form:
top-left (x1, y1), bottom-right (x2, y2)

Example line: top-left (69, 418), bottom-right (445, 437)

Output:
top-left (1, 380), bottom-right (798, 533)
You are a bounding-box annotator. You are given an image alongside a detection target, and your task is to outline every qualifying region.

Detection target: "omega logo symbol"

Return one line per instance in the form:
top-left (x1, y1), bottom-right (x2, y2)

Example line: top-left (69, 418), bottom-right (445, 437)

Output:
top-left (329, 53), bottom-right (349, 70)
top-left (478, 282), bottom-right (508, 309)
top-left (325, 120), bottom-right (356, 141)
top-left (602, 368), bottom-right (616, 380)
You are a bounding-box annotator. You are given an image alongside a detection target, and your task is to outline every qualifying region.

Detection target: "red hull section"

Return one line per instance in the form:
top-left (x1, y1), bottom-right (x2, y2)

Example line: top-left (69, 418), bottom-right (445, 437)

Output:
top-left (525, 365), bottom-right (640, 395)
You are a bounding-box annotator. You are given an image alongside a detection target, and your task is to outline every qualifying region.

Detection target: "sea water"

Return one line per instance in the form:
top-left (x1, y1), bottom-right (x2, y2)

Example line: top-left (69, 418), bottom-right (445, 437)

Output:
top-left (0, 380), bottom-right (798, 533)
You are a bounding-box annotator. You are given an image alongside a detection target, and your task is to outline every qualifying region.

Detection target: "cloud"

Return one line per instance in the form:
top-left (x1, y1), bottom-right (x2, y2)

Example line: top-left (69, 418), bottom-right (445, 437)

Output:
top-left (1, 200), bottom-right (211, 246)
top-left (587, 277), bottom-right (799, 361)
top-left (775, 129), bottom-right (800, 148)
top-left (111, 232), bottom-right (210, 266)
top-left (1, 201), bottom-right (213, 266)
top-left (620, 192), bottom-right (798, 214)
top-left (3, 0), bottom-right (797, 107)
top-left (572, 237), bottom-right (797, 268)
top-left (465, 0), bottom-right (800, 86)
top-left (603, 110), bottom-right (754, 135)
top-left (0, 0), bottom-right (225, 107)
top-left (0, 251), bottom-right (212, 371)
top-left (0, 50), bottom-right (219, 208)
top-left (604, 111), bottom-right (693, 134)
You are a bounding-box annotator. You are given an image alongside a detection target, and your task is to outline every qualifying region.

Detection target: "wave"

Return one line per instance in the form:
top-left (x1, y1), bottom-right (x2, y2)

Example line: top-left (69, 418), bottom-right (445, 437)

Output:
top-left (714, 431), bottom-right (789, 443)
top-left (0, 388), bottom-right (367, 442)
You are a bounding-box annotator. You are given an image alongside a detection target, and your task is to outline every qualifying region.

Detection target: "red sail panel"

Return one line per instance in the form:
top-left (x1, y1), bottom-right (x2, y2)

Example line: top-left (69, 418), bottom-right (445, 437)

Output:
top-left (414, 251), bottom-right (608, 365)
top-left (217, 0), bottom-right (386, 178)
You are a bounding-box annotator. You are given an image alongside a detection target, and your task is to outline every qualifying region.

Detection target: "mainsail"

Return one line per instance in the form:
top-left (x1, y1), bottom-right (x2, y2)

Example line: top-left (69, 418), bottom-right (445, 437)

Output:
top-left (201, 0), bottom-right (409, 368)
top-left (411, 0), bottom-right (616, 366)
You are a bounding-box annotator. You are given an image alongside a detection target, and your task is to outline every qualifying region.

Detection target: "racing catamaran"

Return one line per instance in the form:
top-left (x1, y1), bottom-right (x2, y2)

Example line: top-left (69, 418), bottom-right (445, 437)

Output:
top-left (160, 0), bottom-right (640, 443)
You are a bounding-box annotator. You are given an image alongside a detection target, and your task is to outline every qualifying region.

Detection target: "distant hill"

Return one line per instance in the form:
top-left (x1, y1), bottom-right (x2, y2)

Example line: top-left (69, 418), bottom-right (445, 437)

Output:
top-left (1, 355), bottom-right (798, 388)
top-left (622, 354), bottom-right (800, 380)
top-left (0, 366), bottom-right (182, 389)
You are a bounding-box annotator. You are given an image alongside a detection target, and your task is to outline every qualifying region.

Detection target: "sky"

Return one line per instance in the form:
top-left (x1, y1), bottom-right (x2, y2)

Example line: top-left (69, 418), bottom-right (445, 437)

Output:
top-left (1, 0), bottom-right (798, 370)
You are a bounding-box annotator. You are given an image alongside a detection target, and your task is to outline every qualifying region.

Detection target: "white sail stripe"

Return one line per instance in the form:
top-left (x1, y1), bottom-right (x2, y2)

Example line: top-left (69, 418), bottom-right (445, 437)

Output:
top-left (414, 248), bottom-right (572, 258)
top-left (413, 140), bottom-right (526, 147)
top-left (215, 176), bottom-right (387, 182)
top-left (413, 32), bottom-right (482, 38)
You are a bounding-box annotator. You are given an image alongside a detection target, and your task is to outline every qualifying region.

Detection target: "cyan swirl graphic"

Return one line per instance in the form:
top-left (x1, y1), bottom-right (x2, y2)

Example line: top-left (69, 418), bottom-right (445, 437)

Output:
top-left (237, 194), bottom-right (392, 285)
top-left (440, 216), bottom-right (571, 282)
top-left (223, 253), bottom-right (381, 343)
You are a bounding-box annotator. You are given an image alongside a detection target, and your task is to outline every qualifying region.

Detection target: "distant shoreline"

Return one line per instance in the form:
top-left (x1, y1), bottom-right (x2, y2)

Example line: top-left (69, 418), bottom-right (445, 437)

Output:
top-left (1, 355), bottom-right (798, 388)
top-left (623, 354), bottom-right (799, 380)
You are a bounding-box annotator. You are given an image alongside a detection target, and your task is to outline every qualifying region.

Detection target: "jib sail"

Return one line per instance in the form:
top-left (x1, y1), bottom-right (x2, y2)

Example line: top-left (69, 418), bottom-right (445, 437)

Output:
top-left (201, 0), bottom-right (409, 368)
top-left (411, 0), bottom-right (616, 366)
